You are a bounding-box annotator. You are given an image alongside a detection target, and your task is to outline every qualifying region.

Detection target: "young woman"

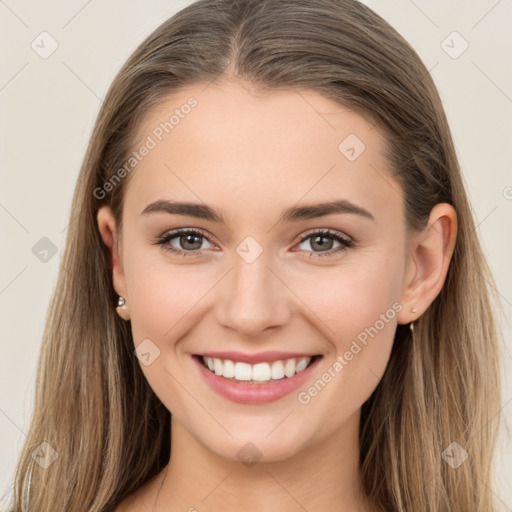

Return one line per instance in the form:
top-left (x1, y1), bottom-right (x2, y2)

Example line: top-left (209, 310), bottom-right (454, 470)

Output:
top-left (9, 0), bottom-right (502, 511)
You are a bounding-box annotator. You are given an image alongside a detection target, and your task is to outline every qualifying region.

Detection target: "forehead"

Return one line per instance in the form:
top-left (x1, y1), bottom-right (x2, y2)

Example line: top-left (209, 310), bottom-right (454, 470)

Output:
top-left (135, 79), bottom-right (382, 156)
top-left (123, 80), bottom-right (400, 225)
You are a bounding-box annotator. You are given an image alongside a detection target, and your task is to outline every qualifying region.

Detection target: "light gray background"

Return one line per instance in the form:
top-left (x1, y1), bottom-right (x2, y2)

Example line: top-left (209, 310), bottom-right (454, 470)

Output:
top-left (1, 0), bottom-right (511, 509)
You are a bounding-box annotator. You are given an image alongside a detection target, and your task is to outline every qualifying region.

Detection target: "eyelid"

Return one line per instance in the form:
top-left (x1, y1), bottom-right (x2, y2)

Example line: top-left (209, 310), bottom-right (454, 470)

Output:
top-left (296, 227), bottom-right (354, 245)
top-left (158, 227), bottom-right (216, 241)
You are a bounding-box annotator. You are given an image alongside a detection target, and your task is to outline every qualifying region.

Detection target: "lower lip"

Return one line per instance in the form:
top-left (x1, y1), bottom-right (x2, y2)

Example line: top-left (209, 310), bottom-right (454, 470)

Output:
top-left (192, 355), bottom-right (322, 404)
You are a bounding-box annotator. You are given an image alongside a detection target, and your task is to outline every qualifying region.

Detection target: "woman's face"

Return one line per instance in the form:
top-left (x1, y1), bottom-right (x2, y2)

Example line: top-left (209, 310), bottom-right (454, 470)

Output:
top-left (102, 79), bottom-right (417, 462)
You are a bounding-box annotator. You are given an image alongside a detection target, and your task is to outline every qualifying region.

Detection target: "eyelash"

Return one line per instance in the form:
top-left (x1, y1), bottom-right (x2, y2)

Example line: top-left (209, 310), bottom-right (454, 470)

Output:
top-left (153, 227), bottom-right (354, 259)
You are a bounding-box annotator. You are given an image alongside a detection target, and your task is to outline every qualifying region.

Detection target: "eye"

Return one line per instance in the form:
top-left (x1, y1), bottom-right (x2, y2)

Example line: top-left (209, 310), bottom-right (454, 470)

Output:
top-left (153, 227), bottom-right (354, 259)
top-left (153, 228), bottom-right (216, 257)
top-left (295, 229), bottom-right (354, 258)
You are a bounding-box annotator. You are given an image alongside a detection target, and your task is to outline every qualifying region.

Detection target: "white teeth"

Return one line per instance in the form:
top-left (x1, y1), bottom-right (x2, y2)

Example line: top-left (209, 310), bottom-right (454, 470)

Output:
top-left (201, 356), bottom-right (313, 383)
top-left (252, 363), bottom-right (271, 382)
top-left (234, 362), bottom-right (252, 381)
top-left (271, 360), bottom-right (285, 380)
top-left (284, 359), bottom-right (296, 378)
top-left (223, 359), bottom-right (235, 378)
top-left (296, 357), bottom-right (309, 372)
top-left (213, 358), bottom-right (223, 376)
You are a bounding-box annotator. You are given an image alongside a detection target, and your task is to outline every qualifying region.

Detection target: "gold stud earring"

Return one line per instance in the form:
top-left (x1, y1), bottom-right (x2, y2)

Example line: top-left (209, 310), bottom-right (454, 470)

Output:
top-left (410, 307), bottom-right (417, 314)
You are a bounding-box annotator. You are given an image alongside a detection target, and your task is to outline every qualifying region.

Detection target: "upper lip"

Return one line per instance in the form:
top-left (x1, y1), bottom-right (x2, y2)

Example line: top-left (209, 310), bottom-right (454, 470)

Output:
top-left (195, 351), bottom-right (320, 364)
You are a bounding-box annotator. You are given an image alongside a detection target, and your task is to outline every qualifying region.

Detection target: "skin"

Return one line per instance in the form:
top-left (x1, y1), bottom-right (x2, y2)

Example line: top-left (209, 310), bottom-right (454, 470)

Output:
top-left (97, 78), bottom-right (457, 512)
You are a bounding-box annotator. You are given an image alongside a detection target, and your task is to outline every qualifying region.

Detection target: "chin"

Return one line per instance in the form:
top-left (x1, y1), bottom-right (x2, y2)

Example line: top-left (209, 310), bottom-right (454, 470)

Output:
top-left (195, 420), bottom-right (313, 465)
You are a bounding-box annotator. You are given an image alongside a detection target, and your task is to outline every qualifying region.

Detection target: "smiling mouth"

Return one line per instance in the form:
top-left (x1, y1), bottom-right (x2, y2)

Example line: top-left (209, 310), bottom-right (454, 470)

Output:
top-left (193, 354), bottom-right (322, 384)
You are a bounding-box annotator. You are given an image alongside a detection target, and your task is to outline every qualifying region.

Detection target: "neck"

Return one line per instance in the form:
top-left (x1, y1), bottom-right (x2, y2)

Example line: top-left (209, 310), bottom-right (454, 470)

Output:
top-left (145, 410), bottom-right (376, 512)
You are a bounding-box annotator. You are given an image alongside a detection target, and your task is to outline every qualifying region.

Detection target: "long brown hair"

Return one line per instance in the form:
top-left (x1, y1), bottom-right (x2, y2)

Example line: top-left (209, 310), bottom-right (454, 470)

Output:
top-left (9, 1), bottom-right (502, 510)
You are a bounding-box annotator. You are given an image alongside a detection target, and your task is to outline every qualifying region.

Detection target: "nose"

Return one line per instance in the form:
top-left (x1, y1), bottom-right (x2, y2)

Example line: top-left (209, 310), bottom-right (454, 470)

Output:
top-left (215, 249), bottom-right (292, 338)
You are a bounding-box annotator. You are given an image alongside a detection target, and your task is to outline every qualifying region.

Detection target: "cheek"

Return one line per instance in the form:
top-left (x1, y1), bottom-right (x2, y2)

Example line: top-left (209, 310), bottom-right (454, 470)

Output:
top-left (121, 249), bottom-right (217, 411)
top-left (291, 250), bottom-right (404, 343)
top-left (123, 244), bottom-right (214, 342)
top-left (289, 252), bottom-right (404, 410)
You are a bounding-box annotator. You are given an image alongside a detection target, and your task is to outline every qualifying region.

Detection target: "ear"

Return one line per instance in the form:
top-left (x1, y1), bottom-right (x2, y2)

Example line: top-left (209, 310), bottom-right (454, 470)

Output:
top-left (397, 203), bottom-right (457, 324)
top-left (97, 206), bottom-right (130, 321)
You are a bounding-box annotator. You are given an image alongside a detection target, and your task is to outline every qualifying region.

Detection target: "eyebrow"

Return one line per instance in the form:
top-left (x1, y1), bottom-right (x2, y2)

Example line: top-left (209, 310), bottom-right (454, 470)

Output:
top-left (140, 199), bottom-right (375, 223)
